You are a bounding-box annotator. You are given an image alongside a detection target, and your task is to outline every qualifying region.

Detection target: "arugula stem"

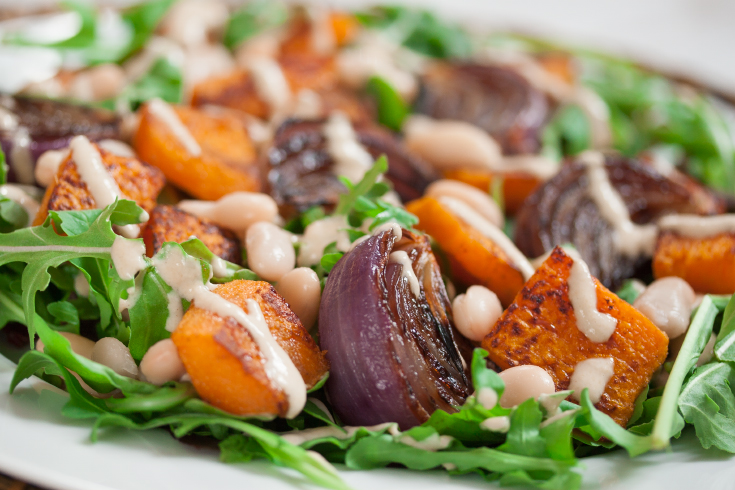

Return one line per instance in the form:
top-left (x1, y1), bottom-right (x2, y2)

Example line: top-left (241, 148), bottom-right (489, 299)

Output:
top-left (651, 295), bottom-right (718, 449)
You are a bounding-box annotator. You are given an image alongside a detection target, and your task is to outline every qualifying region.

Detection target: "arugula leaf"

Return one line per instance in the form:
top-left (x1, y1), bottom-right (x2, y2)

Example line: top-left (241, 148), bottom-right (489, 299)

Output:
top-left (0, 199), bottom-right (28, 233)
top-left (356, 7), bottom-right (472, 59)
top-left (223, 0), bottom-right (289, 50)
top-left (541, 104), bottom-right (590, 159)
top-left (651, 295), bottom-right (719, 449)
top-left (366, 76), bottom-right (409, 131)
top-left (678, 361), bottom-right (735, 452)
top-left (616, 279), bottom-right (645, 304)
top-left (107, 58), bottom-right (182, 112)
top-left (121, 0), bottom-right (176, 58)
top-left (0, 146), bottom-right (7, 185)
top-left (714, 293), bottom-right (735, 361)
top-left (127, 268), bottom-right (171, 361)
top-left (48, 1), bottom-right (97, 49)
top-left (498, 398), bottom-right (545, 458)
top-left (47, 300), bottom-right (80, 334)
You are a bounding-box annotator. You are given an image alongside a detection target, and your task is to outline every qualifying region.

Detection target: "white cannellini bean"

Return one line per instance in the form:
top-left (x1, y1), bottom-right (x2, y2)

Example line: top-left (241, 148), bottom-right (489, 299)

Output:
top-left (36, 332), bottom-right (95, 359)
top-left (97, 139), bottom-right (135, 158)
top-left (140, 339), bottom-right (187, 386)
top-left (452, 286), bottom-right (503, 342)
top-left (276, 267), bottom-right (322, 331)
top-left (68, 63), bottom-right (126, 102)
top-left (177, 192), bottom-right (279, 235)
top-left (498, 365), bottom-right (556, 408)
top-left (426, 179), bottom-right (504, 228)
top-left (35, 148), bottom-right (68, 187)
top-left (246, 221), bottom-right (295, 282)
top-left (403, 115), bottom-right (503, 172)
top-left (159, 0), bottom-right (229, 48)
top-left (633, 277), bottom-right (696, 339)
top-left (91, 337), bottom-right (139, 379)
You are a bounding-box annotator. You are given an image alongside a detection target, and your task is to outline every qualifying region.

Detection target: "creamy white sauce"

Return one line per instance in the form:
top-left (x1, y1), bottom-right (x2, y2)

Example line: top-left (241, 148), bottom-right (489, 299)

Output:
top-left (438, 196), bottom-right (534, 280)
top-left (568, 357), bottom-right (615, 404)
top-left (10, 127), bottom-right (35, 185)
top-left (567, 255), bottom-right (617, 343)
top-left (280, 422), bottom-right (400, 446)
top-left (70, 135), bottom-right (139, 239)
top-left (389, 250), bottom-right (421, 298)
top-left (323, 112), bottom-right (374, 183)
top-left (177, 191), bottom-right (280, 235)
top-left (476, 387), bottom-right (499, 410)
top-left (0, 106), bottom-right (18, 131)
top-left (164, 290), bottom-right (184, 332)
top-left (35, 148), bottom-right (69, 187)
top-left (209, 255), bottom-right (233, 278)
top-left (298, 215), bottom-right (352, 267)
top-left (246, 56), bottom-right (292, 116)
top-left (147, 98), bottom-right (201, 156)
top-left (480, 416), bottom-right (510, 433)
top-left (658, 214), bottom-right (735, 239)
top-left (398, 433), bottom-right (453, 451)
top-left (372, 222), bottom-right (403, 241)
top-left (152, 246), bottom-right (306, 418)
top-left (110, 236), bottom-right (147, 281)
top-left (403, 115), bottom-right (558, 180)
top-left (579, 150), bottom-right (658, 257)
top-left (0, 184), bottom-right (39, 226)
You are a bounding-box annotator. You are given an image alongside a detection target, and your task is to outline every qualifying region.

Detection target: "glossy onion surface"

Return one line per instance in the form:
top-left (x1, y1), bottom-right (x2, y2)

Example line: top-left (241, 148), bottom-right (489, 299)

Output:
top-left (319, 229), bottom-right (471, 430)
top-left (415, 62), bottom-right (549, 155)
top-left (267, 119), bottom-right (437, 217)
top-left (514, 153), bottom-right (721, 289)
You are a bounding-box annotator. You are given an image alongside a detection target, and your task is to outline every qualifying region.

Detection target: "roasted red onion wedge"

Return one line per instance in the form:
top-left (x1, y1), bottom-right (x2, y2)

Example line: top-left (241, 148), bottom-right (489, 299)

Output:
top-left (267, 119), bottom-right (437, 217)
top-left (319, 228), bottom-right (471, 430)
top-left (0, 95), bottom-right (120, 183)
top-left (514, 153), bottom-right (722, 289)
top-left (415, 62), bottom-right (549, 155)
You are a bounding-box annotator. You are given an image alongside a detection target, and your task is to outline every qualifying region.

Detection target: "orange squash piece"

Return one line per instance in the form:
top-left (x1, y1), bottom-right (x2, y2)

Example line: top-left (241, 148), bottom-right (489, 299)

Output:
top-left (133, 103), bottom-right (260, 201)
top-left (406, 196), bottom-right (525, 306)
top-left (171, 280), bottom-right (329, 417)
top-left (141, 205), bottom-right (241, 263)
top-left (481, 247), bottom-right (669, 427)
top-left (653, 231), bottom-right (735, 294)
top-left (442, 169), bottom-right (542, 215)
top-left (33, 144), bottom-right (165, 226)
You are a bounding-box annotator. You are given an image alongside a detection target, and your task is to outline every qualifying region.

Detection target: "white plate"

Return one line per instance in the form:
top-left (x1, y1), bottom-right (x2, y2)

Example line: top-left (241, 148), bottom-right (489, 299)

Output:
top-left (2, 353), bottom-right (735, 490)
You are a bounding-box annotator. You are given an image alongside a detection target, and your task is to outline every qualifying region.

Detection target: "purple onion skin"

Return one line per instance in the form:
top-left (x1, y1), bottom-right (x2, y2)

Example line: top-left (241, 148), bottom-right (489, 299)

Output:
top-left (319, 229), bottom-right (471, 430)
top-left (1, 96), bottom-right (119, 183)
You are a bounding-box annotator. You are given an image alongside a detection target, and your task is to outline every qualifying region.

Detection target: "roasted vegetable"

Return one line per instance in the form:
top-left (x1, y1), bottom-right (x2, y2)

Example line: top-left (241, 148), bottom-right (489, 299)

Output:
top-left (406, 196), bottom-right (526, 306)
top-left (653, 231), bottom-right (735, 294)
top-left (442, 168), bottom-right (542, 215)
top-left (142, 205), bottom-right (241, 263)
top-left (319, 228), bottom-right (471, 430)
top-left (481, 247), bottom-right (669, 427)
top-left (134, 102), bottom-right (260, 200)
top-left (514, 153), bottom-right (722, 289)
top-left (33, 142), bottom-right (164, 226)
top-left (171, 280), bottom-right (329, 418)
top-left (267, 118), bottom-right (437, 217)
top-left (0, 95), bottom-right (120, 184)
top-left (415, 62), bottom-right (550, 155)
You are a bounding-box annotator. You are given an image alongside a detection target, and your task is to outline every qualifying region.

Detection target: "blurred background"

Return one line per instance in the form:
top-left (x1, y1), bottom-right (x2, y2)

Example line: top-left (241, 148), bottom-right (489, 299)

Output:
top-left (1, 0), bottom-right (734, 95)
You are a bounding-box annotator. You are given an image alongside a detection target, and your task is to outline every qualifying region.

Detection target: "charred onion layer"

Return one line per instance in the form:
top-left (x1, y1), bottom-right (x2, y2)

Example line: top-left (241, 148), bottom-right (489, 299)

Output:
top-left (319, 229), bottom-right (471, 430)
top-left (514, 153), bottom-right (722, 289)
top-left (0, 95), bottom-right (120, 182)
top-left (267, 119), bottom-right (437, 217)
top-left (415, 62), bottom-right (549, 155)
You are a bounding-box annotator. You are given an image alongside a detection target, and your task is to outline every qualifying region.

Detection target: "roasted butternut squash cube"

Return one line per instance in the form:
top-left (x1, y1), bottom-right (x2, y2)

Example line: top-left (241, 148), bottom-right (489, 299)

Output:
top-left (653, 231), bottom-right (735, 294)
top-left (442, 168), bottom-right (542, 215)
top-left (33, 143), bottom-right (164, 226)
top-left (406, 196), bottom-right (526, 306)
top-left (481, 247), bottom-right (669, 427)
top-left (171, 280), bottom-right (329, 417)
top-left (134, 103), bottom-right (260, 201)
top-left (141, 205), bottom-right (241, 264)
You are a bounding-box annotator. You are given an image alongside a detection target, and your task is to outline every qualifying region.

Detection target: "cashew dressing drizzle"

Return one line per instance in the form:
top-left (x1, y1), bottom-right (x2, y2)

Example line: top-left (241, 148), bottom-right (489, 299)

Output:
top-left (567, 253), bottom-right (617, 343)
top-left (147, 97), bottom-right (202, 156)
top-left (152, 245), bottom-right (307, 418)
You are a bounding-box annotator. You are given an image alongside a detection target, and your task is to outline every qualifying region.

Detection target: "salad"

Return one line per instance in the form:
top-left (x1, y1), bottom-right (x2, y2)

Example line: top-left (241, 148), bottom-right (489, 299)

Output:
top-left (0, 1), bottom-right (734, 489)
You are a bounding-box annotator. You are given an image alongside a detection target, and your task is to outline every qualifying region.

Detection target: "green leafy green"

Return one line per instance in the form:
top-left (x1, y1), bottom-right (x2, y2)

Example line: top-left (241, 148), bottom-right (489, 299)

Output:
top-left (104, 57), bottom-right (182, 112)
top-left (616, 279), bottom-right (644, 304)
top-left (127, 268), bottom-right (171, 361)
top-left (0, 146), bottom-right (7, 185)
top-left (541, 104), bottom-right (590, 160)
top-left (366, 76), bottom-right (410, 131)
top-left (223, 0), bottom-right (289, 50)
top-left (120, 0), bottom-right (176, 59)
top-left (0, 199), bottom-right (28, 233)
top-left (714, 294), bottom-right (735, 361)
top-left (356, 6), bottom-right (472, 59)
